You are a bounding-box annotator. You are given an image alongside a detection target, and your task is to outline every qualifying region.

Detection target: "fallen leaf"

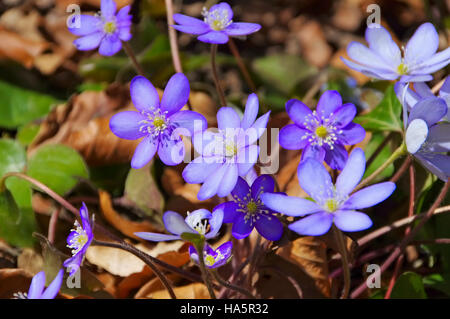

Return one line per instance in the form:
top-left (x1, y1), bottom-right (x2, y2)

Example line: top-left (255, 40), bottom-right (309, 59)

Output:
top-left (147, 282), bottom-right (212, 299)
top-left (0, 268), bottom-right (33, 298)
top-left (17, 248), bottom-right (44, 275)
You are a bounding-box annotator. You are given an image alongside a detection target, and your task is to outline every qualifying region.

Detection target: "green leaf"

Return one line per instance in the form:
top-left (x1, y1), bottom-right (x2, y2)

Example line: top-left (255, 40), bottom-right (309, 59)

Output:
top-left (16, 123), bottom-right (40, 146)
top-left (363, 133), bottom-right (395, 180)
top-left (391, 272), bottom-right (427, 299)
top-left (252, 55), bottom-right (317, 95)
top-left (355, 85), bottom-right (403, 133)
top-left (423, 273), bottom-right (450, 296)
top-left (0, 139), bottom-right (27, 178)
top-left (124, 162), bottom-right (164, 217)
top-left (0, 189), bottom-right (35, 247)
top-left (27, 144), bottom-right (89, 196)
top-left (0, 80), bottom-right (57, 129)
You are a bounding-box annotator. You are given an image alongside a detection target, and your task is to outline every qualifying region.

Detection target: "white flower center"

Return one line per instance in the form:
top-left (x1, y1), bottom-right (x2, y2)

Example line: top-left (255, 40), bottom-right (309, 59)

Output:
top-left (67, 220), bottom-right (89, 256)
top-left (301, 110), bottom-right (342, 150)
top-left (202, 7), bottom-right (232, 31)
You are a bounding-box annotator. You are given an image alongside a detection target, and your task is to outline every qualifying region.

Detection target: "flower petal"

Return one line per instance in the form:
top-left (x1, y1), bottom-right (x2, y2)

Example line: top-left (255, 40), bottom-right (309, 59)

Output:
top-left (157, 136), bottom-right (185, 166)
top-left (170, 110), bottom-right (207, 136)
top-left (217, 163), bottom-right (238, 197)
top-left (415, 153), bottom-right (450, 182)
top-left (301, 143), bottom-right (326, 163)
top-left (255, 214), bottom-right (283, 241)
top-left (206, 207), bottom-right (224, 239)
top-left (163, 211), bottom-right (193, 235)
top-left (297, 158), bottom-right (334, 201)
top-left (161, 73), bottom-right (190, 115)
top-left (340, 57), bottom-right (399, 80)
top-left (238, 111), bottom-right (270, 147)
top-left (172, 14), bottom-right (210, 34)
top-left (27, 271), bottom-right (46, 299)
top-left (408, 97), bottom-right (447, 126)
top-left (224, 22), bottom-right (261, 36)
top-left (346, 42), bottom-right (396, 72)
top-left (134, 232), bottom-right (181, 242)
top-left (236, 144), bottom-right (259, 176)
top-left (109, 111), bottom-right (146, 140)
top-left (324, 142), bottom-right (348, 171)
top-left (339, 123), bottom-right (366, 145)
top-left (209, 2), bottom-right (233, 21)
top-left (285, 99), bottom-right (312, 127)
top-left (427, 122), bottom-right (450, 152)
top-left (365, 24), bottom-right (401, 67)
top-left (99, 34), bottom-right (122, 56)
top-left (197, 31), bottom-right (229, 44)
top-left (217, 107), bottom-right (241, 130)
top-left (130, 76), bottom-right (160, 112)
top-left (68, 15), bottom-right (101, 36)
top-left (231, 176), bottom-right (251, 201)
top-left (231, 213), bottom-right (253, 239)
top-left (197, 163), bottom-right (228, 200)
top-left (406, 119), bottom-right (428, 154)
top-left (332, 103), bottom-right (357, 128)
top-left (101, 0), bottom-right (116, 19)
top-left (73, 32), bottom-right (103, 51)
top-left (333, 210), bottom-right (373, 232)
top-left (131, 136), bottom-right (158, 169)
top-left (316, 90), bottom-right (343, 118)
top-left (405, 22), bottom-right (439, 65)
top-left (279, 124), bottom-right (310, 150)
top-left (182, 156), bottom-right (223, 184)
top-left (344, 182), bottom-right (396, 210)
top-left (251, 174), bottom-right (275, 199)
top-left (261, 193), bottom-right (322, 217)
top-left (40, 269), bottom-right (64, 299)
top-left (215, 201), bottom-right (240, 223)
top-left (288, 212), bottom-right (333, 236)
top-left (241, 93), bottom-right (259, 130)
top-left (336, 148), bottom-right (365, 196)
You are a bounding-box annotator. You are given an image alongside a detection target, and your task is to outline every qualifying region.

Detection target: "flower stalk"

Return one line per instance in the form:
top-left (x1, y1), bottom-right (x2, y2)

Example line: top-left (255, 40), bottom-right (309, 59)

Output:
top-left (211, 44), bottom-right (226, 107)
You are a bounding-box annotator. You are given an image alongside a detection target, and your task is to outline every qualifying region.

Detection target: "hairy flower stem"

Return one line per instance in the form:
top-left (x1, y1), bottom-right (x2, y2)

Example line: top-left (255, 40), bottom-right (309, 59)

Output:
top-left (350, 181), bottom-right (449, 299)
top-left (195, 241), bottom-right (217, 299)
top-left (353, 142), bottom-right (407, 193)
top-left (122, 41), bottom-right (145, 76)
top-left (211, 44), bottom-right (226, 107)
top-left (333, 226), bottom-right (351, 299)
top-left (92, 240), bottom-right (177, 299)
top-left (212, 270), bottom-right (256, 299)
top-left (384, 164), bottom-right (415, 299)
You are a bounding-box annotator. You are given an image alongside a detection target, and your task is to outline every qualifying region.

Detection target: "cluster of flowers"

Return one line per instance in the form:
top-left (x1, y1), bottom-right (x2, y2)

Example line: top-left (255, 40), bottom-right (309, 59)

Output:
top-left (21, 0), bottom-right (447, 298)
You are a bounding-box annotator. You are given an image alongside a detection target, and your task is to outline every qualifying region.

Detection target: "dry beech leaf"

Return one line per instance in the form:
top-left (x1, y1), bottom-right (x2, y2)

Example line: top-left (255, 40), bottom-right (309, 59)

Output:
top-left (0, 268), bottom-right (33, 298)
top-left (277, 237), bottom-right (331, 297)
top-left (0, 26), bottom-right (49, 68)
top-left (134, 274), bottom-right (179, 299)
top-left (98, 190), bottom-right (163, 240)
top-left (117, 242), bottom-right (190, 298)
top-left (148, 282), bottom-right (212, 299)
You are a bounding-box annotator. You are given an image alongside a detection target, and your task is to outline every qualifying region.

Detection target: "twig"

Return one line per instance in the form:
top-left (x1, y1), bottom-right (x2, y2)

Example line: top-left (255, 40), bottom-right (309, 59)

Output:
top-left (122, 41), bottom-right (145, 76)
top-left (195, 243), bottom-right (217, 299)
top-left (389, 156), bottom-right (412, 183)
top-left (333, 226), bottom-right (351, 299)
top-left (227, 38), bottom-right (257, 92)
top-left (211, 44), bottom-right (226, 106)
top-left (92, 239), bottom-right (177, 299)
top-left (48, 207), bottom-right (61, 244)
top-left (350, 181), bottom-right (449, 298)
top-left (212, 270), bottom-right (256, 299)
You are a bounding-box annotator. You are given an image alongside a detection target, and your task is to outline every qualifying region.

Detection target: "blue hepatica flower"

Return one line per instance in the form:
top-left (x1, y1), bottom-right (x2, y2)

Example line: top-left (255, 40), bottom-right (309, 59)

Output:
top-left (68, 0), bottom-right (132, 56)
top-left (182, 93), bottom-right (270, 200)
top-left (63, 203), bottom-right (94, 276)
top-left (341, 23), bottom-right (450, 82)
top-left (262, 148), bottom-right (396, 236)
top-left (110, 73), bottom-right (207, 168)
top-left (279, 90), bottom-right (365, 170)
top-left (135, 209), bottom-right (223, 242)
top-left (395, 77), bottom-right (450, 121)
top-left (172, 2), bottom-right (261, 44)
top-left (215, 175), bottom-right (283, 241)
top-left (189, 241), bottom-right (233, 269)
top-left (14, 269), bottom-right (64, 299)
top-left (405, 97), bottom-right (450, 181)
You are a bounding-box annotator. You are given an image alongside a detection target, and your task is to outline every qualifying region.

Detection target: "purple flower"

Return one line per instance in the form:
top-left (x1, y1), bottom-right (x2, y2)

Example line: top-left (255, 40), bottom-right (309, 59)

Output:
top-left (14, 269), bottom-right (64, 299)
top-left (395, 77), bottom-right (450, 121)
top-left (215, 175), bottom-right (283, 241)
top-left (172, 2), bottom-right (261, 44)
top-left (341, 23), bottom-right (450, 82)
top-left (68, 0), bottom-right (132, 56)
top-left (261, 148), bottom-right (396, 236)
top-left (182, 93), bottom-right (270, 200)
top-left (110, 73), bottom-right (207, 168)
top-left (279, 90), bottom-right (365, 170)
top-left (135, 209), bottom-right (223, 242)
top-left (63, 203), bottom-right (94, 276)
top-left (189, 241), bottom-right (233, 269)
top-left (405, 97), bottom-right (450, 181)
